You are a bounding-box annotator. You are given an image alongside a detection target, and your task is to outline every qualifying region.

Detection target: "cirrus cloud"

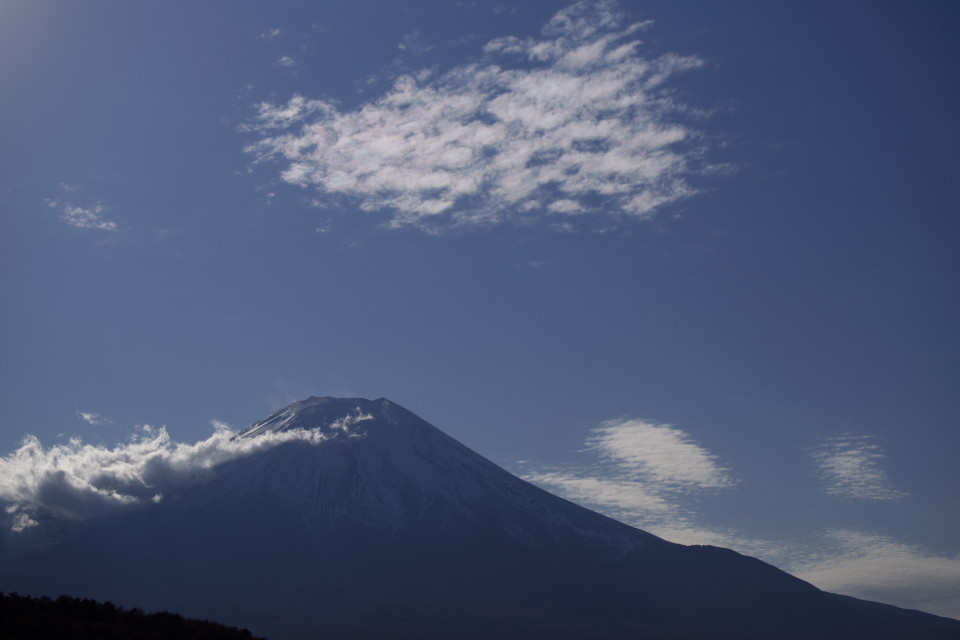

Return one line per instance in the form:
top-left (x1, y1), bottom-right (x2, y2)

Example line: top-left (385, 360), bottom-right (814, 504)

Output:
top-left (519, 416), bottom-right (736, 545)
top-left (813, 434), bottom-right (906, 501)
top-left (244, 1), bottom-right (708, 233)
top-left (518, 422), bottom-right (960, 619)
top-left (587, 417), bottom-right (737, 489)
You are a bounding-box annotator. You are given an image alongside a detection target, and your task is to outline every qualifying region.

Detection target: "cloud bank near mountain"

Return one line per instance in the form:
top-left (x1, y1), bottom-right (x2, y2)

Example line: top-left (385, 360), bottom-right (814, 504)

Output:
top-left (0, 423), bottom-right (341, 531)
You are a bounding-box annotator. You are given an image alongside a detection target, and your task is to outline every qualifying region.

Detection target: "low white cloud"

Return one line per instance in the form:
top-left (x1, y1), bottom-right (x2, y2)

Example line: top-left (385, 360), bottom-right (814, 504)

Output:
top-left (0, 416), bottom-right (366, 531)
top-left (276, 55), bottom-right (297, 68)
top-left (55, 201), bottom-right (118, 231)
top-left (245, 0), bottom-right (708, 233)
top-left (813, 434), bottom-right (906, 501)
top-left (791, 529), bottom-right (960, 619)
top-left (259, 27), bottom-right (281, 40)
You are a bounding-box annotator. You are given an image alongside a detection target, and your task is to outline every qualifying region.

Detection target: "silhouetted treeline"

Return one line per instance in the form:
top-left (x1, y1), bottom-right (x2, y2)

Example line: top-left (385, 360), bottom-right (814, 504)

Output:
top-left (0, 592), bottom-right (266, 640)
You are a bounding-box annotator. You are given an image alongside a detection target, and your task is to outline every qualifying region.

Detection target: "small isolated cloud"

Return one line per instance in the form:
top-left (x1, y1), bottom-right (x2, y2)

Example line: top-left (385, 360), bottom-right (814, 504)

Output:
top-left (0, 412), bottom-right (371, 531)
top-left (76, 411), bottom-right (109, 426)
top-left (276, 55), bottom-right (297, 68)
top-left (259, 27), bottom-right (281, 40)
top-left (245, 0), bottom-right (707, 233)
top-left (791, 529), bottom-right (960, 619)
top-left (55, 201), bottom-right (118, 231)
top-left (588, 418), bottom-right (736, 489)
top-left (813, 434), bottom-right (906, 501)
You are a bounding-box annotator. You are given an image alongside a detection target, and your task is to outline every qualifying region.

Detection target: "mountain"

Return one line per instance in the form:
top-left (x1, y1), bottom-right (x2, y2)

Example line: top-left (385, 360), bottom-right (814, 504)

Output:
top-left (2, 396), bottom-right (958, 639)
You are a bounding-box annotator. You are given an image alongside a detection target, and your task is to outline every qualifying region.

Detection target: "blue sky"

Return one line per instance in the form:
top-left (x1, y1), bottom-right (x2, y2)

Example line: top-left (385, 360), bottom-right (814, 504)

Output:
top-left (1, 0), bottom-right (959, 618)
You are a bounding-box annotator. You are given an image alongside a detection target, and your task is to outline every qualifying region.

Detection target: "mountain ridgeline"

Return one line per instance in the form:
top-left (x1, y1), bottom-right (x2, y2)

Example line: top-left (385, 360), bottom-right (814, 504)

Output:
top-left (2, 397), bottom-right (958, 639)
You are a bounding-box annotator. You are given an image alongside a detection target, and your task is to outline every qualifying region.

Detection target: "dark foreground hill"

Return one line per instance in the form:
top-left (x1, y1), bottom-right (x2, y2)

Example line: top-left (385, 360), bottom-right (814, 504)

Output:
top-left (2, 397), bottom-right (959, 639)
top-left (0, 592), bottom-right (264, 640)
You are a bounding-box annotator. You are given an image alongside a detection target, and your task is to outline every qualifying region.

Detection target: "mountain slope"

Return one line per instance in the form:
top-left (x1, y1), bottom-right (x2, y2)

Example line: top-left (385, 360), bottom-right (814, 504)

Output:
top-left (2, 397), bottom-right (958, 639)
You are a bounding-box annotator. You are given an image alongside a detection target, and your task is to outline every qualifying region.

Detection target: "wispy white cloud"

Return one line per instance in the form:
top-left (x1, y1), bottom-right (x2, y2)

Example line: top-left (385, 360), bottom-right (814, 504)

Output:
top-left (526, 470), bottom-right (674, 517)
top-left (813, 434), bottom-right (906, 501)
top-left (276, 55), bottom-right (297, 68)
top-left (519, 416), bottom-right (735, 544)
top-left (521, 421), bottom-right (959, 618)
top-left (588, 417), bottom-right (736, 489)
top-left (523, 462), bottom-right (782, 557)
top-left (76, 411), bottom-right (109, 426)
top-left (523, 468), bottom-right (744, 551)
top-left (245, 1), bottom-right (707, 233)
top-left (48, 200), bottom-right (118, 231)
top-left (0, 414), bottom-right (370, 530)
top-left (259, 27), bottom-right (281, 40)
top-left (791, 529), bottom-right (960, 619)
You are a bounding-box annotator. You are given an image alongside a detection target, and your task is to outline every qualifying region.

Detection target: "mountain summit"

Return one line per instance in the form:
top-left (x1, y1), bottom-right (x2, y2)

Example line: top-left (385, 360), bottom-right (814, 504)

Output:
top-left (229, 396), bottom-right (662, 553)
top-left (2, 397), bottom-right (958, 639)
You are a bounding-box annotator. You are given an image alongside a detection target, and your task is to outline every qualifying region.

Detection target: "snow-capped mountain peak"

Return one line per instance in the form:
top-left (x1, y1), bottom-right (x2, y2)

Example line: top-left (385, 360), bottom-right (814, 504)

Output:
top-left (4, 396), bottom-right (958, 640)
top-left (236, 396), bottom-right (381, 439)
top-left (223, 396), bottom-right (654, 553)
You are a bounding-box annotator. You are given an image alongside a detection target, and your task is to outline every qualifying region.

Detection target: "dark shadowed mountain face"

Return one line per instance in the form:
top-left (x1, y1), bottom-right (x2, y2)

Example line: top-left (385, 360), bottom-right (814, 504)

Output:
top-left (2, 397), bottom-right (959, 640)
